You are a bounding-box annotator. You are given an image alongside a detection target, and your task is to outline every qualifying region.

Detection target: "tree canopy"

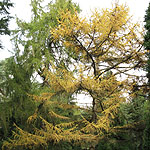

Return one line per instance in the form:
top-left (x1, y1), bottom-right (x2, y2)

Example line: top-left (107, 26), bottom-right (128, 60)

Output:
top-left (0, 1), bottom-right (148, 150)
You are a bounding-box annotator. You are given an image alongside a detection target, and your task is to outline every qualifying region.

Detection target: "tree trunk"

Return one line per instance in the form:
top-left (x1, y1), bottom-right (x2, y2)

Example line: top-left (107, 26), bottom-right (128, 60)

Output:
top-left (91, 98), bottom-right (97, 123)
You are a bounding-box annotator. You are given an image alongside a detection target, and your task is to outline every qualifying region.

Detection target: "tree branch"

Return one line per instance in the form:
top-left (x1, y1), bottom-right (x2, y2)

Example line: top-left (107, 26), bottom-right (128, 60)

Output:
top-left (73, 35), bottom-right (97, 76)
top-left (96, 46), bottom-right (143, 79)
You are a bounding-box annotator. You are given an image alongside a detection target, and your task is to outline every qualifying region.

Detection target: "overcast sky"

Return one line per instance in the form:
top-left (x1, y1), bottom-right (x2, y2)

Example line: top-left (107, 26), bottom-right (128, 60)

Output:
top-left (10, 0), bottom-right (150, 22)
top-left (0, 0), bottom-right (150, 60)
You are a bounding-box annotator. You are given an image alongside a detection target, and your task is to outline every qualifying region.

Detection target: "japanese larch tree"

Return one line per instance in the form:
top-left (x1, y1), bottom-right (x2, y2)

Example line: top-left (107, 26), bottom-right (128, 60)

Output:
top-left (2, 2), bottom-right (146, 150)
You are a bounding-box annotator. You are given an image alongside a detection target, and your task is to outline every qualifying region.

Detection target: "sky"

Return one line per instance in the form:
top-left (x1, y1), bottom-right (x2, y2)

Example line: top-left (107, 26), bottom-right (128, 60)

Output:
top-left (9, 0), bottom-right (150, 21)
top-left (0, 0), bottom-right (150, 60)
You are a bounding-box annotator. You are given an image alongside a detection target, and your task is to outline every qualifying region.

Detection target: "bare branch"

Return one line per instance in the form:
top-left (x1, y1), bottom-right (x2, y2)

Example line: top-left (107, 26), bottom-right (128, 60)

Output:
top-left (73, 35), bottom-right (97, 76)
top-left (96, 46), bottom-right (143, 79)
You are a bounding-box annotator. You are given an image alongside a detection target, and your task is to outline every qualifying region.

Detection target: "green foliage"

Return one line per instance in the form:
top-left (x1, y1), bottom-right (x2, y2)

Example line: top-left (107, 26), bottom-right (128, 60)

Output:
top-left (0, 0), bottom-right (13, 48)
top-left (142, 101), bottom-right (150, 150)
top-left (113, 95), bottom-right (145, 150)
top-left (96, 138), bottom-right (135, 150)
top-left (144, 3), bottom-right (150, 85)
top-left (0, 57), bottom-right (36, 147)
top-left (1, 0), bottom-right (81, 149)
top-left (1, 0), bottom-right (80, 142)
top-left (13, 0), bottom-right (80, 82)
top-left (143, 3), bottom-right (150, 150)
top-left (120, 96), bottom-right (145, 124)
top-left (144, 3), bottom-right (150, 49)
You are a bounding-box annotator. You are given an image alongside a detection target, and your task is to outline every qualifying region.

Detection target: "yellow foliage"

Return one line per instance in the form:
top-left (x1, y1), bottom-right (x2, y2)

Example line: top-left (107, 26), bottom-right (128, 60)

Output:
top-left (56, 121), bottom-right (75, 128)
top-left (43, 67), bottom-right (79, 93)
top-left (51, 3), bottom-right (144, 79)
top-left (27, 112), bottom-right (37, 124)
top-left (2, 125), bottom-right (47, 150)
top-left (49, 111), bottom-right (70, 120)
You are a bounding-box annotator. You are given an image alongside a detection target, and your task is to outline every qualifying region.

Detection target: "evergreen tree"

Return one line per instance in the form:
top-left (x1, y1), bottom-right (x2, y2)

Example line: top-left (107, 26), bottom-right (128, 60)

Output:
top-left (143, 3), bottom-right (150, 150)
top-left (0, 0), bottom-right (13, 49)
top-left (143, 101), bottom-right (150, 150)
top-left (12, 0), bottom-right (80, 85)
top-left (144, 3), bottom-right (150, 86)
top-left (1, 0), bottom-right (81, 149)
top-left (0, 56), bottom-right (36, 147)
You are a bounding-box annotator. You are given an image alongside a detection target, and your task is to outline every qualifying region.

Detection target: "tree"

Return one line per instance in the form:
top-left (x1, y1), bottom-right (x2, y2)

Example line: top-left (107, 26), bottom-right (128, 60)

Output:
top-left (0, 56), bottom-right (36, 142)
top-left (144, 3), bottom-right (150, 87)
top-left (2, 2), bottom-right (145, 150)
top-left (1, 0), bottom-right (81, 149)
top-left (51, 3), bottom-right (144, 122)
top-left (13, 0), bottom-right (80, 85)
top-left (142, 2), bottom-right (150, 150)
top-left (0, 0), bottom-right (13, 49)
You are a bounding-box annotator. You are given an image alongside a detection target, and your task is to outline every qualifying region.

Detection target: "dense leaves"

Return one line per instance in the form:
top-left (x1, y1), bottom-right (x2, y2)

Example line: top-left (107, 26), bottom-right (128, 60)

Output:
top-left (144, 3), bottom-right (150, 87)
top-left (142, 3), bottom-right (150, 150)
top-left (0, 1), bottom-right (148, 150)
top-left (13, 0), bottom-right (80, 84)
